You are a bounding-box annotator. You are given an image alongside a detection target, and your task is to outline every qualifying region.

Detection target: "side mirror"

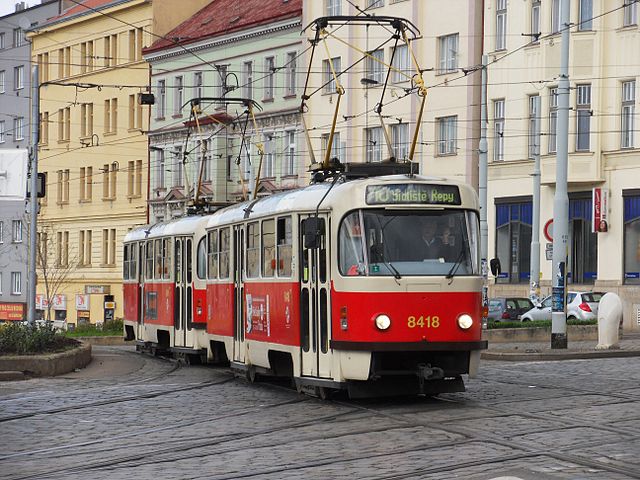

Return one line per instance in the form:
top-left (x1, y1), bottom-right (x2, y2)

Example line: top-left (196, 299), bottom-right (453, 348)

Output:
top-left (490, 258), bottom-right (501, 277)
top-left (303, 217), bottom-right (323, 249)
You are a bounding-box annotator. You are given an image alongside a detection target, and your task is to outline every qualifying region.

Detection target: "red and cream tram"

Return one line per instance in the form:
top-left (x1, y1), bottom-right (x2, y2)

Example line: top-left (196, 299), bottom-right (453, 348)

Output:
top-left (123, 173), bottom-right (487, 397)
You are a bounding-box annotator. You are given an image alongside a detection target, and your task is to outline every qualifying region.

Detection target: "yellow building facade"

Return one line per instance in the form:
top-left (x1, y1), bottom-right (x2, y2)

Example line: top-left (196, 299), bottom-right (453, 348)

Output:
top-left (31, 0), bottom-right (210, 326)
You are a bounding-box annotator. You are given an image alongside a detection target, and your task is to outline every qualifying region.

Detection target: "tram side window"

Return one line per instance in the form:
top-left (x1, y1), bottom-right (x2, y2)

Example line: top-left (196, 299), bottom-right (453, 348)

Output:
top-left (262, 219), bottom-right (275, 278)
top-left (130, 243), bottom-right (137, 280)
top-left (197, 237), bottom-right (207, 280)
top-left (247, 222), bottom-right (260, 278)
top-left (123, 245), bottom-right (129, 280)
top-left (162, 238), bottom-right (172, 280)
top-left (277, 216), bottom-right (292, 277)
top-left (207, 230), bottom-right (218, 279)
top-left (154, 239), bottom-right (162, 279)
top-left (219, 227), bottom-right (230, 279)
top-left (339, 212), bottom-right (365, 276)
top-left (145, 241), bottom-right (154, 280)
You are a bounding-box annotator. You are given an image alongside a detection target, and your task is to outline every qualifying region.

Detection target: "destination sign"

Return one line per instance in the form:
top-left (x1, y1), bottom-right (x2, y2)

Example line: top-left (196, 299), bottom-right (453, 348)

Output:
top-left (365, 184), bottom-right (461, 205)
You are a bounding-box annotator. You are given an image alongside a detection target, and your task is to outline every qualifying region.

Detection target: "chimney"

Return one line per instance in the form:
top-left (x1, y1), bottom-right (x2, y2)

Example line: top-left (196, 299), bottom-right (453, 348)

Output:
top-left (15, 2), bottom-right (26, 12)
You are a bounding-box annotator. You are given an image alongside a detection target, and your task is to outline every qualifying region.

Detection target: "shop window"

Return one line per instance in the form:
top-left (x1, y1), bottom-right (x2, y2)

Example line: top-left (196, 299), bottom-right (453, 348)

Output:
top-left (495, 200), bottom-right (532, 284)
top-left (624, 192), bottom-right (640, 284)
top-left (568, 195), bottom-right (597, 284)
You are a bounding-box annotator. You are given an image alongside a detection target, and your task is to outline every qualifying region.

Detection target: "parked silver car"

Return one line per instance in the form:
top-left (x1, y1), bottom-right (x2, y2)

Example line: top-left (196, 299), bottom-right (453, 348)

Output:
top-left (521, 291), bottom-right (605, 322)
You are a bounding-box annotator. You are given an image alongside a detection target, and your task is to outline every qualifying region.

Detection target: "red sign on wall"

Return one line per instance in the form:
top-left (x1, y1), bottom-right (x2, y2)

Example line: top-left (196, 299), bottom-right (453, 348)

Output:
top-left (593, 187), bottom-right (609, 233)
top-left (0, 303), bottom-right (26, 321)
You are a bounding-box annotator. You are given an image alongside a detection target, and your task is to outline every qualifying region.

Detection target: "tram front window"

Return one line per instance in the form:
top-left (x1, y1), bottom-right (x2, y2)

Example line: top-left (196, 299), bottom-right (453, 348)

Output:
top-left (338, 209), bottom-right (479, 277)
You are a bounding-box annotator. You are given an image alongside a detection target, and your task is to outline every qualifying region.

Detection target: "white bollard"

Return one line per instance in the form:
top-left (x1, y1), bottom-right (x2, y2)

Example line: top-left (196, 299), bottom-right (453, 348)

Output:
top-left (595, 292), bottom-right (623, 350)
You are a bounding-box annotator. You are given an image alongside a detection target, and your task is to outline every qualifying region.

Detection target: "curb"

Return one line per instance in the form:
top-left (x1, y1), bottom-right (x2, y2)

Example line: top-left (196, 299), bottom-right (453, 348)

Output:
top-left (74, 336), bottom-right (126, 346)
top-left (481, 348), bottom-right (640, 362)
top-left (0, 342), bottom-right (92, 378)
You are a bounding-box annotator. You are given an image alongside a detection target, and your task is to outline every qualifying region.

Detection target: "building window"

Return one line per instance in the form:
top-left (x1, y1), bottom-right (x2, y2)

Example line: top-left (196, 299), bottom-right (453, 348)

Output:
top-left (391, 44), bottom-right (410, 83)
top-left (528, 95), bottom-right (541, 159)
top-left (263, 56), bottom-right (275, 100)
top-left (391, 123), bottom-right (409, 161)
top-left (496, 0), bottom-right (507, 50)
top-left (576, 84), bottom-right (591, 151)
top-left (14, 117), bottom-right (24, 141)
top-left (217, 65), bottom-right (228, 99)
top-left (14, 65), bottom-right (24, 90)
top-left (58, 47), bottom-right (71, 78)
top-left (531, 0), bottom-right (541, 40)
top-left (128, 94), bottom-right (142, 130)
top-left (0, 221), bottom-right (3, 242)
top-left (578, 0), bottom-right (593, 30)
top-left (79, 230), bottom-right (92, 266)
top-left (80, 103), bottom-right (94, 138)
top-left (12, 220), bottom-right (22, 243)
top-left (285, 52), bottom-right (297, 96)
top-left (11, 272), bottom-right (21, 295)
top-left (103, 228), bottom-right (116, 266)
top-left (56, 231), bottom-right (69, 267)
top-left (103, 162), bottom-right (117, 199)
top-left (58, 107), bottom-right (70, 142)
top-left (366, 0), bottom-right (383, 7)
top-left (548, 87), bottom-right (558, 153)
top-left (0, 32), bottom-right (5, 49)
top-left (322, 57), bottom-right (341, 94)
top-left (37, 53), bottom-right (50, 82)
top-left (263, 134), bottom-right (274, 177)
top-left (321, 131), bottom-right (343, 161)
top-left (551, 0), bottom-right (562, 33)
top-left (173, 147), bottom-right (184, 187)
top-left (437, 116), bottom-right (457, 155)
top-left (624, 191), bottom-right (640, 284)
top-left (57, 169), bottom-right (70, 204)
top-left (40, 111), bottom-right (49, 145)
top-left (194, 72), bottom-right (203, 99)
top-left (365, 49), bottom-right (384, 85)
top-left (285, 130), bottom-right (296, 175)
top-left (156, 149), bottom-right (165, 189)
top-left (128, 28), bottom-right (143, 62)
top-left (13, 28), bottom-right (24, 48)
top-left (326, 0), bottom-right (341, 15)
top-left (81, 41), bottom-right (94, 73)
top-left (365, 127), bottom-right (383, 162)
top-left (157, 80), bottom-right (166, 119)
top-left (438, 34), bottom-right (458, 74)
top-left (622, 80), bottom-right (635, 149)
top-left (104, 98), bottom-right (118, 134)
top-left (494, 99), bottom-right (505, 161)
top-left (495, 200), bottom-right (532, 284)
top-left (0, 121), bottom-right (4, 143)
top-left (174, 76), bottom-right (183, 116)
top-left (0, 70), bottom-right (4, 93)
top-left (79, 166), bottom-right (93, 201)
top-left (243, 61), bottom-right (253, 100)
top-left (624, 0), bottom-right (638, 26)
top-left (568, 195), bottom-right (597, 284)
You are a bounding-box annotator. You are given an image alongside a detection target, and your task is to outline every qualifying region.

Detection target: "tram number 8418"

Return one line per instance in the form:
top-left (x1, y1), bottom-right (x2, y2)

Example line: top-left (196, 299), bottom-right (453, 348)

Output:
top-left (407, 315), bottom-right (440, 329)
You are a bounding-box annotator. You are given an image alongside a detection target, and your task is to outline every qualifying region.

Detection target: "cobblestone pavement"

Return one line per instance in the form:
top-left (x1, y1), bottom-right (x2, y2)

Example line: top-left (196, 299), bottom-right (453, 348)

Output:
top-left (1, 345), bottom-right (639, 480)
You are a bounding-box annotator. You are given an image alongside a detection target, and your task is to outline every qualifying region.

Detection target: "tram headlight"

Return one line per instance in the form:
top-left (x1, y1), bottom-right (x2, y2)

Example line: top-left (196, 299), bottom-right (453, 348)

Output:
top-left (457, 314), bottom-right (474, 330)
top-left (375, 314), bottom-right (391, 331)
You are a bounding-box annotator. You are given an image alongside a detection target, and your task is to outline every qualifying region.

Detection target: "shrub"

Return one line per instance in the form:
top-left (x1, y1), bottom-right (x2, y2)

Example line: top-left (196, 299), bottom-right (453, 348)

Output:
top-left (65, 318), bottom-right (123, 337)
top-left (0, 322), bottom-right (77, 356)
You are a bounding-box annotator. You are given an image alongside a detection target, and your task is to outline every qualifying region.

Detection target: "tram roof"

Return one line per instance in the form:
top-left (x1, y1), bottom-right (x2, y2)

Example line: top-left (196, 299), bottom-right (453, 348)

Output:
top-left (124, 215), bottom-right (209, 242)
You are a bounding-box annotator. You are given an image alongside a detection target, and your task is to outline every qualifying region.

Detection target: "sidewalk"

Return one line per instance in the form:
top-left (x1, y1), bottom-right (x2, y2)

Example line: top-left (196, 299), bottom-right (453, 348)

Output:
top-left (482, 332), bottom-right (640, 361)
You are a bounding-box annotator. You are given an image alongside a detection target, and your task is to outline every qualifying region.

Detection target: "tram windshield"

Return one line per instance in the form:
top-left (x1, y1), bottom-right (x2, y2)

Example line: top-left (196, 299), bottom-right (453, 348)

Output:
top-left (338, 209), bottom-right (479, 277)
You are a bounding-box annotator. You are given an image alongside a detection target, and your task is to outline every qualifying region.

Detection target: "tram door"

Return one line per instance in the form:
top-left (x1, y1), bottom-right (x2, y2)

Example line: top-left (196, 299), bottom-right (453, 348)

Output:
top-left (174, 237), bottom-right (194, 348)
top-left (232, 225), bottom-right (246, 363)
top-left (299, 215), bottom-right (332, 379)
top-left (137, 242), bottom-right (145, 340)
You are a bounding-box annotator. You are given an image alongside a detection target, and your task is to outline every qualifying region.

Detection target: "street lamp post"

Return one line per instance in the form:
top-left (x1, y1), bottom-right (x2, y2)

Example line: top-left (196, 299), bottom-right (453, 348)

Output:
top-left (27, 65), bottom-right (39, 326)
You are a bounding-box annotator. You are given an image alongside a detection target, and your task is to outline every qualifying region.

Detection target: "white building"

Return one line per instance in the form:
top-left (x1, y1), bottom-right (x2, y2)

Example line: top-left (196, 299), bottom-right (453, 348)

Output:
top-left (484, 0), bottom-right (640, 330)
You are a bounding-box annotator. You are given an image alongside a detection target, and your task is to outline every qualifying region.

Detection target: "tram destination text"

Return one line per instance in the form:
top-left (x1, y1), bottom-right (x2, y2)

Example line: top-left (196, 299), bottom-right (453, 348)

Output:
top-left (365, 184), bottom-right (461, 205)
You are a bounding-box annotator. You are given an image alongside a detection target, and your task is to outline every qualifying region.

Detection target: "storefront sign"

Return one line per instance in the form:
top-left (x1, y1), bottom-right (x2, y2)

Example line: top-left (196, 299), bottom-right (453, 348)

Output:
top-left (0, 303), bottom-right (26, 321)
top-left (592, 187), bottom-right (609, 233)
top-left (85, 285), bottom-right (110, 294)
top-left (77, 310), bottom-right (90, 319)
top-left (76, 294), bottom-right (90, 311)
top-left (35, 294), bottom-right (49, 310)
top-left (104, 301), bottom-right (116, 309)
top-left (52, 294), bottom-right (67, 310)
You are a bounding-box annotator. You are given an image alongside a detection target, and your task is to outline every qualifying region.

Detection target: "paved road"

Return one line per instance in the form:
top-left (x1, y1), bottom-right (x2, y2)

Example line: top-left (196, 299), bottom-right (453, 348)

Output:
top-left (1, 346), bottom-right (639, 479)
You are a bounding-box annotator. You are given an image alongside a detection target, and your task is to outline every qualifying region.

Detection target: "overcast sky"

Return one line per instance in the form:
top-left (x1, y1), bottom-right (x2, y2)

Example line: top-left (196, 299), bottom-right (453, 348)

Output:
top-left (0, 1), bottom-right (42, 18)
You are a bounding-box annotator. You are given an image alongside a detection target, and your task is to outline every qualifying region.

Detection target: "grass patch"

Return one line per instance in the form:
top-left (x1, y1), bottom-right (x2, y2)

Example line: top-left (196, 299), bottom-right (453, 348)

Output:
top-left (487, 319), bottom-right (597, 329)
top-left (65, 319), bottom-right (123, 337)
top-left (0, 322), bottom-right (78, 356)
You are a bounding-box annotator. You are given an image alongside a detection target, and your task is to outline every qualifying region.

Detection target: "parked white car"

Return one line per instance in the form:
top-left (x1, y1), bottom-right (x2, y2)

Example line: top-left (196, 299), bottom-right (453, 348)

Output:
top-left (521, 291), bottom-right (604, 322)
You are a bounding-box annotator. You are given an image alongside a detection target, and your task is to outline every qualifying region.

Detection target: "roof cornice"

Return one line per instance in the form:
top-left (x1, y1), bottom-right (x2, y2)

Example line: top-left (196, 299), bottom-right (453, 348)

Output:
top-left (144, 17), bottom-right (301, 63)
top-left (33, 0), bottom-right (145, 32)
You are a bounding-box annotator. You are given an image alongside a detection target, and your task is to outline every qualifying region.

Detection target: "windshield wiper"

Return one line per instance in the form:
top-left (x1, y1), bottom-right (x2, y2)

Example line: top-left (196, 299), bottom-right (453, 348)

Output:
top-left (446, 250), bottom-right (466, 280)
top-left (383, 259), bottom-right (402, 280)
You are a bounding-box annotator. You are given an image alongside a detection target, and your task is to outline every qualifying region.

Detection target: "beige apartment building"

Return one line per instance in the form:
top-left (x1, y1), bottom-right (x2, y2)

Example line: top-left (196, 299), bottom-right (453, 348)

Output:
top-left (30, 0), bottom-right (209, 326)
top-left (484, 0), bottom-right (640, 330)
top-left (302, 0), bottom-right (482, 186)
